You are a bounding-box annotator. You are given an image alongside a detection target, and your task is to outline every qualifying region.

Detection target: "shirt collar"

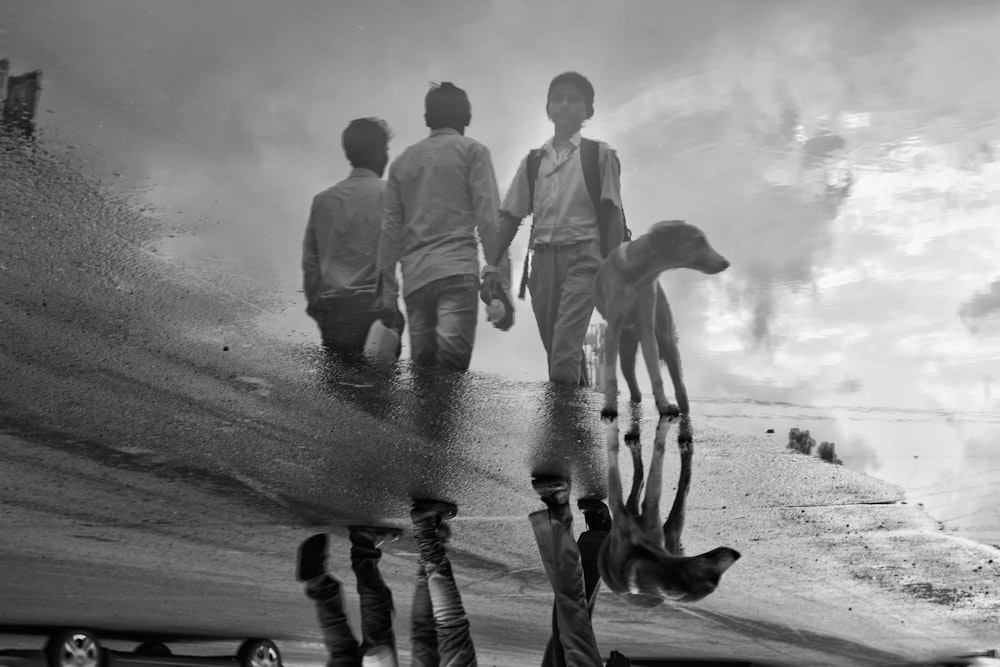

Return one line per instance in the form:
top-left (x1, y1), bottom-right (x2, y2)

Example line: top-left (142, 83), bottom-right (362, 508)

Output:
top-left (430, 127), bottom-right (461, 137)
top-left (348, 167), bottom-right (380, 179)
top-left (543, 131), bottom-right (582, 156)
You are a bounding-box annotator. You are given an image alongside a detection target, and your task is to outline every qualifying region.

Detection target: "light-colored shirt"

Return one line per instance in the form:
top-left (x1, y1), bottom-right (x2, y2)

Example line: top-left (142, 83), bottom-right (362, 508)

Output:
top-left (378, 128), bottom-right (500, 297)
top-left (302, 168), bottom-right (397, 306)
top-left (500, 133), bottom-right (623, 247)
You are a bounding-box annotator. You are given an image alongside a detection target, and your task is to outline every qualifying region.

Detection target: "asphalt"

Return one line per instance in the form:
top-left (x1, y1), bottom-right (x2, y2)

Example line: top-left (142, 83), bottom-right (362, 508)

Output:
top-left (1, 136), bottom-right (999, 666)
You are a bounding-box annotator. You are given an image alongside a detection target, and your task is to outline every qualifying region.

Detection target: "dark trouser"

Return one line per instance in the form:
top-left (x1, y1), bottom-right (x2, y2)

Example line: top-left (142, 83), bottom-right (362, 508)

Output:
top-left (528, 241), bottom-right (602, 386)
top-left (530, 505), bottom-right (607, 667)
top-left (405, 274), bottom-right (479, 371)
top-left (411, 522), bottom-right (477, 667)
top-left (306, 540), bottom-right (396, 667)
top-left (308, 295), bottom-right (404, 355)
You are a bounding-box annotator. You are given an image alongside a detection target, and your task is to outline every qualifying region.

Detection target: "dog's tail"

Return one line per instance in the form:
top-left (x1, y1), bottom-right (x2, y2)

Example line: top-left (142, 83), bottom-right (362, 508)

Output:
top-left (654, 284), bottom-right (678, 365)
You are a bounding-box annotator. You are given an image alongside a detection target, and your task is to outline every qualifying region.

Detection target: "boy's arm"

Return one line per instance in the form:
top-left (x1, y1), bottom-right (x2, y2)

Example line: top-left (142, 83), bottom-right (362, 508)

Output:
top-left (301, 196), bottom-right (321, 306)
top-left (374, 168), bottom-right (404, 312)
top-left (599, 144), bottom-right (626, 250)
top-left (485, 156), bottom-right (530, 269)
top-left (469, 143), bottom-right (502, 265)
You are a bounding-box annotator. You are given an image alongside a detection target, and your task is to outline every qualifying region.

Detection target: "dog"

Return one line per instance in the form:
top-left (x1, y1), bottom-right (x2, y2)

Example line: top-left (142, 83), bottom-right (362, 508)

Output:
top-left (593, 220), bottom-right (730, 427)
top-left (598, 413), bottom-right (741, 604)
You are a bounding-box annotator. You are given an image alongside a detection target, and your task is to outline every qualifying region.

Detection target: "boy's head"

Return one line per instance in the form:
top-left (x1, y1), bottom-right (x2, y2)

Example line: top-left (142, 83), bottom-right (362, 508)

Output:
top-left (342, 117), bottom-right (392, 177)
top-left (546, 71), bottom-right (595, 134)
top-left (424, 82), bottom-right (471, 134)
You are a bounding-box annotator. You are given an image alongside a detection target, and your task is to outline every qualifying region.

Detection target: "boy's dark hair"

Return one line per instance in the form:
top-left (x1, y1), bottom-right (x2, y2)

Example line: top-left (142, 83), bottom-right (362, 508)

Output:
top-left (547, 71), bottom-right (595, 119)
top-left (342, 117), bottom-right (392, 170)
top-left (424, 82), bottom-right (471, 131)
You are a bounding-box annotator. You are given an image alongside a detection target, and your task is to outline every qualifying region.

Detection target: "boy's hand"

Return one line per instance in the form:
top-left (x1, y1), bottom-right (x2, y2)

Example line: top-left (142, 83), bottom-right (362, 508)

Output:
top-left (480, 272), bottom-right (503, 305)
top-left (606, 650), bottom-right (631, 667)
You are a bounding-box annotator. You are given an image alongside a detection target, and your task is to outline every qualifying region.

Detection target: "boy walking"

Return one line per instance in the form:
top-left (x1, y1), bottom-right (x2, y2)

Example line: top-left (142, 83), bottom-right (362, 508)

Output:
top-left (302, 118), bottom-right (404, 356)
top-left (375, 82), bottom-right (503, 372)
top-left (482, 72), bottom-right (626, 385)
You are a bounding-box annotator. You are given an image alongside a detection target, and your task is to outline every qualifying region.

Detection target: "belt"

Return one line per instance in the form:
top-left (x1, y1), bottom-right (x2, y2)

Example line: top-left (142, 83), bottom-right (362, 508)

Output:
top-left (531, 239), bottom-right (595, 253)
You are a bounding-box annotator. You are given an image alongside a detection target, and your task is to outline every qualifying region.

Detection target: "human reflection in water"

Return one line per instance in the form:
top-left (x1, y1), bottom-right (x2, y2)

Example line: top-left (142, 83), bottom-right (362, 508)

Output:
top-left (529, 475), bottom-right (625, 667)
top-left (297, 500), bottom-right (477, 667)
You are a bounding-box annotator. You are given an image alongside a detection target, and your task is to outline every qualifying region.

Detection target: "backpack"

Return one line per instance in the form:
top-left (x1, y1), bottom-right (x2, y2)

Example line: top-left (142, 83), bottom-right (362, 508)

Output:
top-left (517, 138), bottom-right (631, 298)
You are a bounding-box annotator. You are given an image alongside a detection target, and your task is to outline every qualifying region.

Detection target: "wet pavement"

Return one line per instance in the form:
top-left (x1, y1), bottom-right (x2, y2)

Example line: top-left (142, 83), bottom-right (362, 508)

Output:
top-left (2, 134), bottom-right (1000, 665)
top-left (3, 0), bottom-right (1000, 664)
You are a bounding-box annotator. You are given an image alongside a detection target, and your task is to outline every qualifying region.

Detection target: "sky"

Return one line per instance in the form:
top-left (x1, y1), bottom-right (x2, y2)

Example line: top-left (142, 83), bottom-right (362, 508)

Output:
top-left (3, 0), bottom-right (1000, 541)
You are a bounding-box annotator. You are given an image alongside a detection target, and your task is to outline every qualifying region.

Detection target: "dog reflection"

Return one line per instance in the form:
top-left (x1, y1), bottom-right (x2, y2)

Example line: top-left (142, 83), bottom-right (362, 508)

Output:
top-left (599, 414), bottom-right (740, 605)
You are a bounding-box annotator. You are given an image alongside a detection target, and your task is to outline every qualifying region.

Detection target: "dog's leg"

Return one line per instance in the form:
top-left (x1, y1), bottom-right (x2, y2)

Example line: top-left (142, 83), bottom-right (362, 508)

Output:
top-left (624, 411), bottom-right (643, 516)
top-left (619, 328), bottom-right (642, 404)
top-left (656, 286), bottom-right (690, 416)
top-left (603, 417), bottom-right (626, 518)
top-left (639, 289), bottom-right (677, 418)
top-left (663, 414), bottom-right (693, 555)
top-left (601, 320), bottom-right (621, 421)
top-left (638, 415), bottom-right (672, 543)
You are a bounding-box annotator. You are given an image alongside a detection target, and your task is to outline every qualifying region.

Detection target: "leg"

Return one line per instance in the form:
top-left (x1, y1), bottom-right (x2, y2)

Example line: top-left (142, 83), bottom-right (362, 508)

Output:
top-left (410, 501), bottom-right (477, 667)
top-left (297, 534), bottom-right (361, 667)
top-left (529, 249), bottom-right (560, 365)
top-left (663, 427), bottom-right (693, 555)
top-left (433, 275), bottom-right (479, 371)
top-left (410, 564), bottom-right (439, 667)
top-left (639, 416), bottom-right (673, 537)
top-left (655, 286), bottom-right (690, 417)
top-left (549, 243), bottom-right (601, 385)
top-left (618, 327), bottom-right (642, 403)
top-left (405, 285), bottom-right (438, 367)
top-left (637, 287), bottom-right (672, 417)
top-left (309, 296), bottom-right (379, 354)
top-left (601, 319), bottom-right (621, 421)
top-left (529, 480), bottom-right (604, 667)
top-left (348, 527), bottom-right (401, 658)
top-left (624, 425), bottom-right (644, 518)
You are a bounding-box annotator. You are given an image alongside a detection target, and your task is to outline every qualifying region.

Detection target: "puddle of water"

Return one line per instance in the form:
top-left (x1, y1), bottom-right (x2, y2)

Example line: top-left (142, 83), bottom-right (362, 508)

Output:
top-left (6, 2), bottom-right (1000, 546)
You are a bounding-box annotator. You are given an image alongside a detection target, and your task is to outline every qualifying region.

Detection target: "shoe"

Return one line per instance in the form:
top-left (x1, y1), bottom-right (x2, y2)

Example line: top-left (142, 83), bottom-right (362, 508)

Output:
top-left (410, 500), bottom-right (458, 526)
top-left (297, 533), bottom-right (328, 581)
top-left (532, 475), bottom-right (570, 507)
top-left (349, 525), bottom-right (403, 550)
top-left (578, 498), bottom-right (612, 531)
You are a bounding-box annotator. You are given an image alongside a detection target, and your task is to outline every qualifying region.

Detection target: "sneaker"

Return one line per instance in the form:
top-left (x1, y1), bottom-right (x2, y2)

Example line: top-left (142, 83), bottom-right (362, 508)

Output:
top-left (532, 475), bottom-right (570, 507)
top-left (578, 498), bottom-right (612, 531)
top-left (349, 525), bottom-right (403, 550)
top-left (410, 500), bottom-right (458, 526)
top-left (297, 533), bottom-right (328, 581)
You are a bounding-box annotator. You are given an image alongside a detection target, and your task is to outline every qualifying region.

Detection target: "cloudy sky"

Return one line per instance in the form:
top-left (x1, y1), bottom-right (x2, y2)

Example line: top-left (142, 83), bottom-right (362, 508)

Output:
top-left (4, 0), bottom-right (999, 537)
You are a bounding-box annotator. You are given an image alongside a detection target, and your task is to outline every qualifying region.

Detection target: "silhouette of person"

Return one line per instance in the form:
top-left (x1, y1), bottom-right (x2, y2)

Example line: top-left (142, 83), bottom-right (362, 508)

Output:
top-left (297, 500), bottom-right (477, 667)
top-left (529, 476), bottom-right (617, 667)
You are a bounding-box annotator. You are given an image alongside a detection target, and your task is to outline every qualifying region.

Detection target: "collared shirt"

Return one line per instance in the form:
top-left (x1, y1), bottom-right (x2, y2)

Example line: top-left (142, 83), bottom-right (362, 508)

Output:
top-left (500, 132), bottom-right (623, 247)
top-left (302, 167), bottom-right (397, 306)
top-left (377, 128), bottom-right (501, 297)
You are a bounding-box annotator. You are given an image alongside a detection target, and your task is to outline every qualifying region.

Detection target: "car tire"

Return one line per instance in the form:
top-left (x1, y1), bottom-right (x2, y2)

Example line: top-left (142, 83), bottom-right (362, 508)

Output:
top-left (45, 630), bottom-right (104, 667)
top-left (236, 639), bottom-right (281, 667)
top-left (134, 643), bottom-right (172, 657)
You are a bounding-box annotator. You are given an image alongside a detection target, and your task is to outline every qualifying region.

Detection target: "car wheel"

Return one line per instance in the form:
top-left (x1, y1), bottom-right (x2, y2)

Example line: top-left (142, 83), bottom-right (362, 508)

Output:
top-left (236, 639), bottom-right (281, 667)
top-left (134, 643), bottom-right (172, 657)
top-left (45, 630), bottom-right (104, 667)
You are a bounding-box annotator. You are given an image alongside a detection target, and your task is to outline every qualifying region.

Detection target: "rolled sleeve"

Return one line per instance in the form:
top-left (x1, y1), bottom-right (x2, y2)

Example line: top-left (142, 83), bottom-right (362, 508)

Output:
top-left (500, 156), bottom-right (531, 220)
top-left (599, 145), bottom-right (624, 210)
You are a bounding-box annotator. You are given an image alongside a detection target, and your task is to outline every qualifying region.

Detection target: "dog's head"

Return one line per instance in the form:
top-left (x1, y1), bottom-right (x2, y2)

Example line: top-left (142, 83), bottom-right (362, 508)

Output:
top-left (628, 545), bottom-right (741, 604)
top-left (641, 220), bottom-right (730, 275)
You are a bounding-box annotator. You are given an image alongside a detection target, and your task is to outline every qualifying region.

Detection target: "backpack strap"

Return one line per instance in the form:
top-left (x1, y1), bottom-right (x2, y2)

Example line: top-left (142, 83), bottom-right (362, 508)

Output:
top-left (519, 148), bottom-right (545, 299)
top-left (581, 138), bottom-right (631, 255)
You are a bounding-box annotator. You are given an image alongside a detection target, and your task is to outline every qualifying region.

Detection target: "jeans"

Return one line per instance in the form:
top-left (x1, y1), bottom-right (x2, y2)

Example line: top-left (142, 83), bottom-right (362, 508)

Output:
top-left (404, 274), bottom-right (479, 371)
top-left (531, 505), bottom-right (607, 667)
top-left (411, 522), bottom-right (478, 667)
top-left (306, 540), bottom-right (396, 667)
top-left (308, 295), bottom-right (405, 356)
